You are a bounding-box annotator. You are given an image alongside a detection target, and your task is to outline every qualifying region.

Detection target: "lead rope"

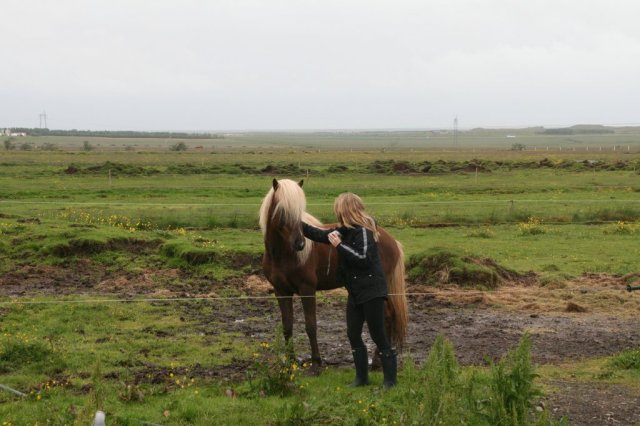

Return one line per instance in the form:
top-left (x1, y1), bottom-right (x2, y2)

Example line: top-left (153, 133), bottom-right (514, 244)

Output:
top-left (326, 245), bottom-right (332, 276)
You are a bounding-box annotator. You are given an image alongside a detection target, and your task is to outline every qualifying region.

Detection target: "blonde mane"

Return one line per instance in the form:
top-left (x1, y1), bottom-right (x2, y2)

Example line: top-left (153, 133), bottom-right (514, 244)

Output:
top-left (259, 179), bottom-right (322, 264)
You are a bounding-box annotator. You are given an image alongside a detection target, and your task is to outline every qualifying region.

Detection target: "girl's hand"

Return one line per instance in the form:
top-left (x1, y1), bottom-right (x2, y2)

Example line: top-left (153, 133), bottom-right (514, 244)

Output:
top-left (328, 231), bottom-right (342, 247)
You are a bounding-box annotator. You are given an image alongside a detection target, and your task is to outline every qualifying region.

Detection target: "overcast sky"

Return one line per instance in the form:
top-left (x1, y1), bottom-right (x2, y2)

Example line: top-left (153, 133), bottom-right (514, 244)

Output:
top-left (2, 0), bottom-right (639, 131)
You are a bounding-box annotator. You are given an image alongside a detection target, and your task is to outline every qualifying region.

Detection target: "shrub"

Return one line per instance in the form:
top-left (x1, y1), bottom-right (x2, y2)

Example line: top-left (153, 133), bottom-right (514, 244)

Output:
top-left (518, 217), bottom-right (546, 235)
top-left (246, 328), bottom-right (300, 397)
top-left (609, 349), bottom-right (640, 370)
top-left (352, 336), bottom-right (471, 424)
top-left (270, 335), bottom-right (563, 425)
top-left (603, 221), bottom-right (639, 235)
top-left (418, 335), bottom-right (464, 421)
top-left (486, 333), bottom-right (541, 426)
top-left (170, 141), bottom-right (188, 151)
top-left (3, 138), bottom-right (15, 150)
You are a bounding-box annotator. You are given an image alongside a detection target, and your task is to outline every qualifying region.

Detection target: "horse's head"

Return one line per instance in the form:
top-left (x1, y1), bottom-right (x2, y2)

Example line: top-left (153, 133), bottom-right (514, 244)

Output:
top-left (259, 178), bottom-right (307, 252)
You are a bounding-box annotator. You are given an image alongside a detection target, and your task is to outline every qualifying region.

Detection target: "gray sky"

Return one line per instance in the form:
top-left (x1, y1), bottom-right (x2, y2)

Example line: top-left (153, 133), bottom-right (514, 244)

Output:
top-left (2, 0), bottom-right (639, 131)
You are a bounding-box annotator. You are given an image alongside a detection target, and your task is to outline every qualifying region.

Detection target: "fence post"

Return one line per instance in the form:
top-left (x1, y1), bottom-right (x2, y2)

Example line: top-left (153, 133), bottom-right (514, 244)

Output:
top-left (93, 411), bottom-right (106, 426)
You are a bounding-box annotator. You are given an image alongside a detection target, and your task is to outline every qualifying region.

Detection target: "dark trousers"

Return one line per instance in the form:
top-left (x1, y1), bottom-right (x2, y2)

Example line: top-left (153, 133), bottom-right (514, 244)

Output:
top-left (346, 296), bottom-right (391, 351)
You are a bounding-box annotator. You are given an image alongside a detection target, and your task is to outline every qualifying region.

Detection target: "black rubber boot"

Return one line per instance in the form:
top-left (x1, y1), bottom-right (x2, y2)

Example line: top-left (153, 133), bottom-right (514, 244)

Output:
top-left (348, 347), bottom-right (370, 387)
top-left (380, 349), bottom-right (397, 389)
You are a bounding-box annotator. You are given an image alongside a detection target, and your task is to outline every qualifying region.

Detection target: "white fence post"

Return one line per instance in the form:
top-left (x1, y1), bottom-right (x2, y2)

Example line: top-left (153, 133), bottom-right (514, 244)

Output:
top-left (94, 411), bottom-right (106, 426)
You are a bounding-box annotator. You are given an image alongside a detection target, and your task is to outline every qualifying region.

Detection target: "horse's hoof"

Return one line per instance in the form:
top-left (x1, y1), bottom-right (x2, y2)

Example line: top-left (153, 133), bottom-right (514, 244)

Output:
top-left (306, 364), bottom-right (323, 376)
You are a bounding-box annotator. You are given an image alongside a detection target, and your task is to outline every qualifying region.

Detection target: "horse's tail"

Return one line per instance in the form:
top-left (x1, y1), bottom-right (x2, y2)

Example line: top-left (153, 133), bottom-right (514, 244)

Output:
top-left (386, 240), bottom-right (408, 350)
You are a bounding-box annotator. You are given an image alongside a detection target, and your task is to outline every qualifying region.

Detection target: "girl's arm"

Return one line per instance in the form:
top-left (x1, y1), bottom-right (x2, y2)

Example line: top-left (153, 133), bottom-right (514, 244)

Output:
top-left (302, 222), bottom-right (335, 244)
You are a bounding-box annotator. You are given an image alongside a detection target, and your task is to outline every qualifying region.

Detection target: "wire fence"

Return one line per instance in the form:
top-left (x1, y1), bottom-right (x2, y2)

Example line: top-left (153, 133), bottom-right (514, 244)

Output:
top-left (0, 290), bottom-right (486, 307)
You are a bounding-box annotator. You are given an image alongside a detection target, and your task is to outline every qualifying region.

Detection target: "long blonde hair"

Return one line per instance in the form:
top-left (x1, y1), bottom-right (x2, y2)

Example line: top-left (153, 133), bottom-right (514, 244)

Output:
top-left (334, 192), bottom-right (379, 241)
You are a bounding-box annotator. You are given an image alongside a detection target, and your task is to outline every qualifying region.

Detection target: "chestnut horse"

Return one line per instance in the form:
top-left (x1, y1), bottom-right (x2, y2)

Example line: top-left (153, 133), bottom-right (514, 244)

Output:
top-left (259, 178), bottom-right (408, 374)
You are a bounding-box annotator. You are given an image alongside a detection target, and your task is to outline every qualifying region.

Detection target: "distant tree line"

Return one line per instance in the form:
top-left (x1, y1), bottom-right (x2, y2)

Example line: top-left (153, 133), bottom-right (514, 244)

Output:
top-left (11, 128), bottom-right (225, 139)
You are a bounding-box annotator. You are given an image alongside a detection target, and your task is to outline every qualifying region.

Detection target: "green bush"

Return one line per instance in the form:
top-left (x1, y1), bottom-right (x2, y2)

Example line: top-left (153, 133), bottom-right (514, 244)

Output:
top-left (331, 334), bottom-right (561, 425)
top-left (170, 141), bottom-right (188, 151)
top-left (245, 328), bottom-right (300, 397)
top-left (609, 349), bottom-right (640, 370)
top-left (486, 333), bottom-right (541, 426)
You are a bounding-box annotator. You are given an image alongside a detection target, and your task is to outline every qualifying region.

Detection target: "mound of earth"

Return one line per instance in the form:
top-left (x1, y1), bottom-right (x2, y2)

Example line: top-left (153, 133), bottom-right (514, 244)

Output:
top-left (406, 248), bottom-right (536, 289)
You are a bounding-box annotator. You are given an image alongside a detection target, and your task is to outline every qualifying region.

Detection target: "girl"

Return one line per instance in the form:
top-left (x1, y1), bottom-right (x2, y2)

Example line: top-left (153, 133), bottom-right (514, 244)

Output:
top-left (302, 192), bottom-right (396, 388)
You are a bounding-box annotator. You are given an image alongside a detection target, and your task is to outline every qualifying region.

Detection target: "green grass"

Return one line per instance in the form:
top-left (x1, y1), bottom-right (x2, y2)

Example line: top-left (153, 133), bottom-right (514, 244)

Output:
top-left (392, 223), bottom-right (640, 277)
top-left (1, 280), bottom-right (634, 425)
top-left (2, 169), bottom-right (639, 230)
top-left (6, 126), bottom-right (640, 151)
top-left (0, 299), bottom-right (259, 420)
top-left (609, 349), bottom-right (640, 371)
top-left (2, 144), bottom-right (639, 424)
top-left (1, 197), bottom-right (639, 279)
top-left (2, 213), bottom-right (639, 280)
top-left (1, 317), bottom-right (568, 425)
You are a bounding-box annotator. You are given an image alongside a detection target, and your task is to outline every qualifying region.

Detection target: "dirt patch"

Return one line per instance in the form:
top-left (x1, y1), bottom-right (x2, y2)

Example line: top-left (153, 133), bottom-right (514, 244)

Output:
top-left (134, 361), bottom-right (252, 386)
top-left (0, 263), bottom-right (187, 296)
top-left (50, 237), bottom-right (163, 257)
top-left (405, 300), bottom-right (640, 365)
top-left (95, 273), bottom-right (154, 292)
top-left (542, 379), bottom-right (640, 425)
top-left (0, 261), bottom-right (110, 295)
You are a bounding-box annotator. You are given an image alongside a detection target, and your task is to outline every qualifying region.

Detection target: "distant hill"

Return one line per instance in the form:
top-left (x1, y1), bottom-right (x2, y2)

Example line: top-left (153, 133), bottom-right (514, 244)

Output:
top-left (539, 125), bottom-right (615, 135)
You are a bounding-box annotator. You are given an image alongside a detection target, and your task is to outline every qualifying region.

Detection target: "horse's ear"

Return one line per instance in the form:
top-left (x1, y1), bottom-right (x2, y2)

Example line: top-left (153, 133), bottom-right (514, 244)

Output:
top-left (272, 179), bottom-right (279, 191)
top-left (298, 179), bottom-right (304, 188)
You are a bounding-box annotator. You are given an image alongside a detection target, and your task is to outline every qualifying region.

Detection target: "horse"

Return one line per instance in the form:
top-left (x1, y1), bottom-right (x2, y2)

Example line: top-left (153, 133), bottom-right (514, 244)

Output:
top-left (259, 178), bottom-right (408, 374)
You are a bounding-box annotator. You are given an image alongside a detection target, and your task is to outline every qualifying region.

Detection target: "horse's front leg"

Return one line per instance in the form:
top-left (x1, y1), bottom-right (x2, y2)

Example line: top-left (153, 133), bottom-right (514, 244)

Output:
top-left (300, 290), bottom-right (323, 375)
top-left (275, 291), bottom-right (295, 357)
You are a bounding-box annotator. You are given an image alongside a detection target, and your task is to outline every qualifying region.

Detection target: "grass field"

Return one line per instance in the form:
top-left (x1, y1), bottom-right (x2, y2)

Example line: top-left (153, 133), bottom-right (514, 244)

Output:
top-left (1, 132), bottom-right (640, 424)
top-left (7, 126), bottom-right (640, 151)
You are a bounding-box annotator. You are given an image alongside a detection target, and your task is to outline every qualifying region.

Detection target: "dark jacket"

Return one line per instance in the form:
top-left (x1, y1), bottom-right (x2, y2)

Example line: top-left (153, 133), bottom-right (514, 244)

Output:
top-left (302, 222), bottom-right (388, 304)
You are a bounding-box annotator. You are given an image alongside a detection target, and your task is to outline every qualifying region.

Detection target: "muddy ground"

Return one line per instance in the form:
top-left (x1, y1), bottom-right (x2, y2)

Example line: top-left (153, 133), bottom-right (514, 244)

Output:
top-left (1, 265), bottom-right (640, 425)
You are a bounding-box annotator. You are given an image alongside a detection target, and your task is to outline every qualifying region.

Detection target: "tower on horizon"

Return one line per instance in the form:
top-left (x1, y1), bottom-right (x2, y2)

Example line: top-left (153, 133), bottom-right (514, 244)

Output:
top-left (39, 111), bottom-right (48, 128)
top-left (453, 116), bottom-right (458, 144)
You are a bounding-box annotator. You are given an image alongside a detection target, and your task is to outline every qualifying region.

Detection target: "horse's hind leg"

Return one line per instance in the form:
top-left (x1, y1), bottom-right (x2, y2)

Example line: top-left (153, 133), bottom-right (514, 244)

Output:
top-left (301, 292), bottom-right (323, 375)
